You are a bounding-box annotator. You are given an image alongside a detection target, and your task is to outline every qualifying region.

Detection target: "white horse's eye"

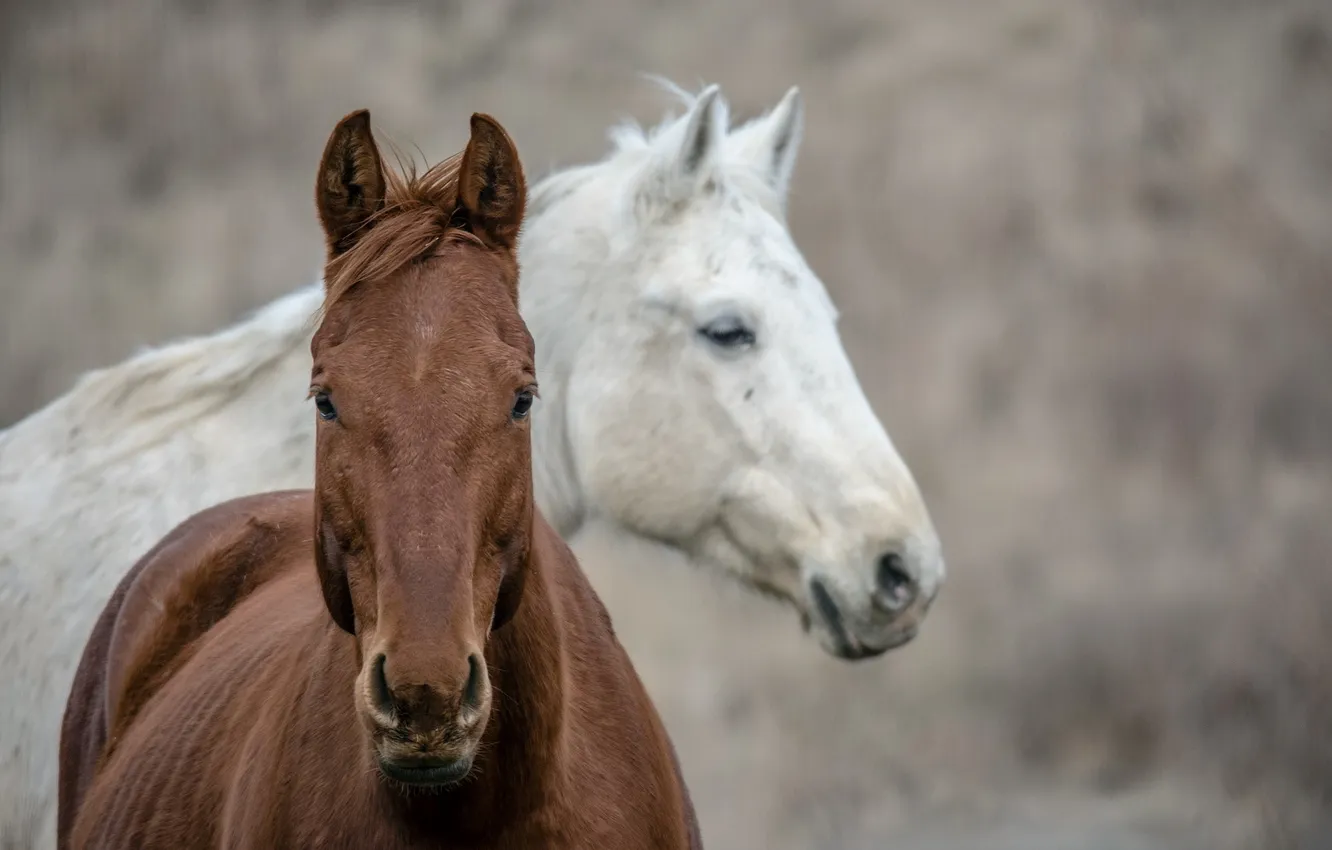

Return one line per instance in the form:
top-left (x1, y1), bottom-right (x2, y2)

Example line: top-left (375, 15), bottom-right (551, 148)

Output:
top-left (698, 316), bottom-right (756, 350)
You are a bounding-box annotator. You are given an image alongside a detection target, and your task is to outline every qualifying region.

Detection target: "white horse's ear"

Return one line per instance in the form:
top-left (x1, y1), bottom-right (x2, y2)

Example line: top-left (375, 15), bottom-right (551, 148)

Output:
top-left (636, 84), bottom-right (727, 216)
top-left (731, 86), bottom-right (804, 202)
top-left (676, 85), bottom-right (724, 181)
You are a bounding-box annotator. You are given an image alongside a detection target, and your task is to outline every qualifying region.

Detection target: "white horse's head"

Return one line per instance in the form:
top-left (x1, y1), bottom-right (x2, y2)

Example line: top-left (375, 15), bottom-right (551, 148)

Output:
top-left (522, 82), bottom-right (943, 660)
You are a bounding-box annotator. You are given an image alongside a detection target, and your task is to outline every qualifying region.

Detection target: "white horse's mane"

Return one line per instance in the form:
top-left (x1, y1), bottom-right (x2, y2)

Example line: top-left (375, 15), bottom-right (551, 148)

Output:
top-left (33, 287), bottom-right (322, 452)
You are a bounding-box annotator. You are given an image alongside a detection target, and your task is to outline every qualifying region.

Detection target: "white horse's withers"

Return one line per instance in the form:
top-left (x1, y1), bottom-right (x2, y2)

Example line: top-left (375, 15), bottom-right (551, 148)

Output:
top-left (0, 83), bottom-right (943, 847)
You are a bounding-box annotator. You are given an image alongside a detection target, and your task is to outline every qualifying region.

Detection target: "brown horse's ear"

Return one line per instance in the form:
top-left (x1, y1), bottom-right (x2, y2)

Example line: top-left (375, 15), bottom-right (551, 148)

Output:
top-left (314, 516), bottom-right (356, 634)
top-left (456, 113), bottom-right (526, 250)
top-left (316, 109), bottom-right (387, 257)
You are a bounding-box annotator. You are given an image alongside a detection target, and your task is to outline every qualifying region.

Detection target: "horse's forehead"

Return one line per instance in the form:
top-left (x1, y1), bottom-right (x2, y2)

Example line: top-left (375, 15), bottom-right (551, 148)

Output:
top-left (350, 265), bottom-right (526, 345)
top-left (715, 190), bottom-right (803, 258)
top-left (332, 309), bottom-right (529, 404)
top-left (649, 201), bottom-right (832, 312)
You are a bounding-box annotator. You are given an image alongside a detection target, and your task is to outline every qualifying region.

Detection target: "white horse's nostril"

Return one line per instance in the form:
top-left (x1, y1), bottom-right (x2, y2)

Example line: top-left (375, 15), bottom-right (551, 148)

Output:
top-left (873, 551), bottom-right (917, 613)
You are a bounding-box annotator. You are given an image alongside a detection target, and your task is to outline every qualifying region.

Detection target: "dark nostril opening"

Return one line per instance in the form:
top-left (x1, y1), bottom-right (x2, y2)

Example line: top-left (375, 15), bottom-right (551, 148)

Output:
top-left (462, 654), bottom-right (484, 711)
top-left (809, 578), bottom-right (847, 639)
top-left (875, 552), bottom-right (917, 612)
top-left (370, 653), bottom-right (394, 714)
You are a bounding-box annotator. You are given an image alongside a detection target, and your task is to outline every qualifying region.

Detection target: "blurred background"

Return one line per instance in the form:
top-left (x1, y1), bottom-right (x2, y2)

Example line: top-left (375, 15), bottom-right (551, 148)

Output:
top-left (3, 1), bottom-right (1330, 847)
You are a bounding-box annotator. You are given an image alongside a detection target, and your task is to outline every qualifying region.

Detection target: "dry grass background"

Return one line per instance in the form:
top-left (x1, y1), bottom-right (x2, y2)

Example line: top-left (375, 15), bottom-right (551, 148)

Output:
top-left (3, 1), bottom-right (1331, 847)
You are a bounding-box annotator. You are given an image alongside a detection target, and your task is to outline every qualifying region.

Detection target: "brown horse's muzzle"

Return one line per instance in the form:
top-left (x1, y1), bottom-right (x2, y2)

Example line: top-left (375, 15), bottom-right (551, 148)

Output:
top-left (359, 650), bottom-right (492, 787)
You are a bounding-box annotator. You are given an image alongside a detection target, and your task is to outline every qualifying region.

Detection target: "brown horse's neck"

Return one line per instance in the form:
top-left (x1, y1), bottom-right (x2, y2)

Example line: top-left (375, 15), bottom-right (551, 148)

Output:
top-left (309, 518), bottom-right (567, 839)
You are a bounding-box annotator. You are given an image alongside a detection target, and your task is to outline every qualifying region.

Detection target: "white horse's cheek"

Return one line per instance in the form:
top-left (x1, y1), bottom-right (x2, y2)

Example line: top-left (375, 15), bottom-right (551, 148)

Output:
top-left (721, 468), bottom-right (824, 552)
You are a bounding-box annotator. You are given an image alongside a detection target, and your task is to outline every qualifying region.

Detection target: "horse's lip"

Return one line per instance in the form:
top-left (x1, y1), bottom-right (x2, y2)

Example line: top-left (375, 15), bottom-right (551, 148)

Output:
top-left (808, 578), bottom-right (920, 661)
top-left (377, 755), bottom-right (473, 787)
top-left (829, 624), bottom-right (919, 661)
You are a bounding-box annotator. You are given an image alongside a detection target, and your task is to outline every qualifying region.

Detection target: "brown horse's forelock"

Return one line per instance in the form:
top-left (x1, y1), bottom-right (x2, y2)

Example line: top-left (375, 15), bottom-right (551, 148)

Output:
top-left (318, 150), bottom-right (479, 322)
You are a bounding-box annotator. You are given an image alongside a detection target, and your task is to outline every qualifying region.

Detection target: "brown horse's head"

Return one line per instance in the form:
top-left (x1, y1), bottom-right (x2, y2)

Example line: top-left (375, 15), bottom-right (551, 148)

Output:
top-left (309, 109), bottom-right (531, 788)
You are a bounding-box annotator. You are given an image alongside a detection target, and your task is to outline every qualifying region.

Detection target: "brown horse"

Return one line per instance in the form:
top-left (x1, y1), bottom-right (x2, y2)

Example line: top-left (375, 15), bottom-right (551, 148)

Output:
top-left (58, 109), bottom-right (702, 850)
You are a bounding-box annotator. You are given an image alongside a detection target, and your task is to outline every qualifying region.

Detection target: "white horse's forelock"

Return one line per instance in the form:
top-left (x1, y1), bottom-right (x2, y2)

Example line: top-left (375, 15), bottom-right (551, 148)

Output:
top-left (596, 82), bottom-right (792, 222)
top-left (608, 80), bottom-right (729, 154)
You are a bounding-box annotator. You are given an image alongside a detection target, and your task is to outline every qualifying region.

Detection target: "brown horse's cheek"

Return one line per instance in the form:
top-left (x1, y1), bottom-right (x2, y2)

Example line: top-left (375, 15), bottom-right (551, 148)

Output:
top-left (346, 561), bottom-right (379, 635)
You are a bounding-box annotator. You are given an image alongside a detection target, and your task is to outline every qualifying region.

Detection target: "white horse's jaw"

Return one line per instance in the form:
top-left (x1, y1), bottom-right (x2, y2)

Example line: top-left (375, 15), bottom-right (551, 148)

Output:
top-left (520, 81), bottom-right (945, 659)
top-left (704, 397), bottom-right (945, 660)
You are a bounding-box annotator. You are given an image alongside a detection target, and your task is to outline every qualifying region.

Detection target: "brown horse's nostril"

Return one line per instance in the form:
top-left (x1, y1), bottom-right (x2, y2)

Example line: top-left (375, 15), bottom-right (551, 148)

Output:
top-left (462, 654), bottom-right (484, 711)
top-left (370, 653), bottom-right (394, 715)
top-left (874, 551), bottom-right (917, 613)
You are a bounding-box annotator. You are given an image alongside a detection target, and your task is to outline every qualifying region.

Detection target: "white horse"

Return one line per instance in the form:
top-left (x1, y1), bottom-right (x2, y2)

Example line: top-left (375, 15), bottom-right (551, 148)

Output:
top-left (0, 83), bottom-right (943, 847)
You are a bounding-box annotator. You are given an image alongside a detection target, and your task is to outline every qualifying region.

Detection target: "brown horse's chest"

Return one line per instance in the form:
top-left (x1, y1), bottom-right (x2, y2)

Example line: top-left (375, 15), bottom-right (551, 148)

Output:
top-left (214, 803), bottom-right (645, 850)
top-left (69, 511), bottom-right (696, 850)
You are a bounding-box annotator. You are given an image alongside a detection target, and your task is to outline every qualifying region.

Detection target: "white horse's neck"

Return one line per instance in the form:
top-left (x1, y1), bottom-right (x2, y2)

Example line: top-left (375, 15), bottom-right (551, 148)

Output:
top-left (515, 167), bottom-right (609, 538)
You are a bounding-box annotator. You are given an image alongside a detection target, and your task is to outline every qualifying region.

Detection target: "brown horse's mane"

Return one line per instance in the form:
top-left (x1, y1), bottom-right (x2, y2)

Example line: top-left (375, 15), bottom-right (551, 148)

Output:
top-left (320, 149), bottom-right (476, 320)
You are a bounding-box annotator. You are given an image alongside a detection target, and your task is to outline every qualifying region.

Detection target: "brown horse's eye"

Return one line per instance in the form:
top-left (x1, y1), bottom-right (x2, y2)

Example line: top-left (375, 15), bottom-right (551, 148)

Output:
top-left (314, 392), bottom-right (338, 422)
top-left (511, 390), bottom-right (534, 421)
